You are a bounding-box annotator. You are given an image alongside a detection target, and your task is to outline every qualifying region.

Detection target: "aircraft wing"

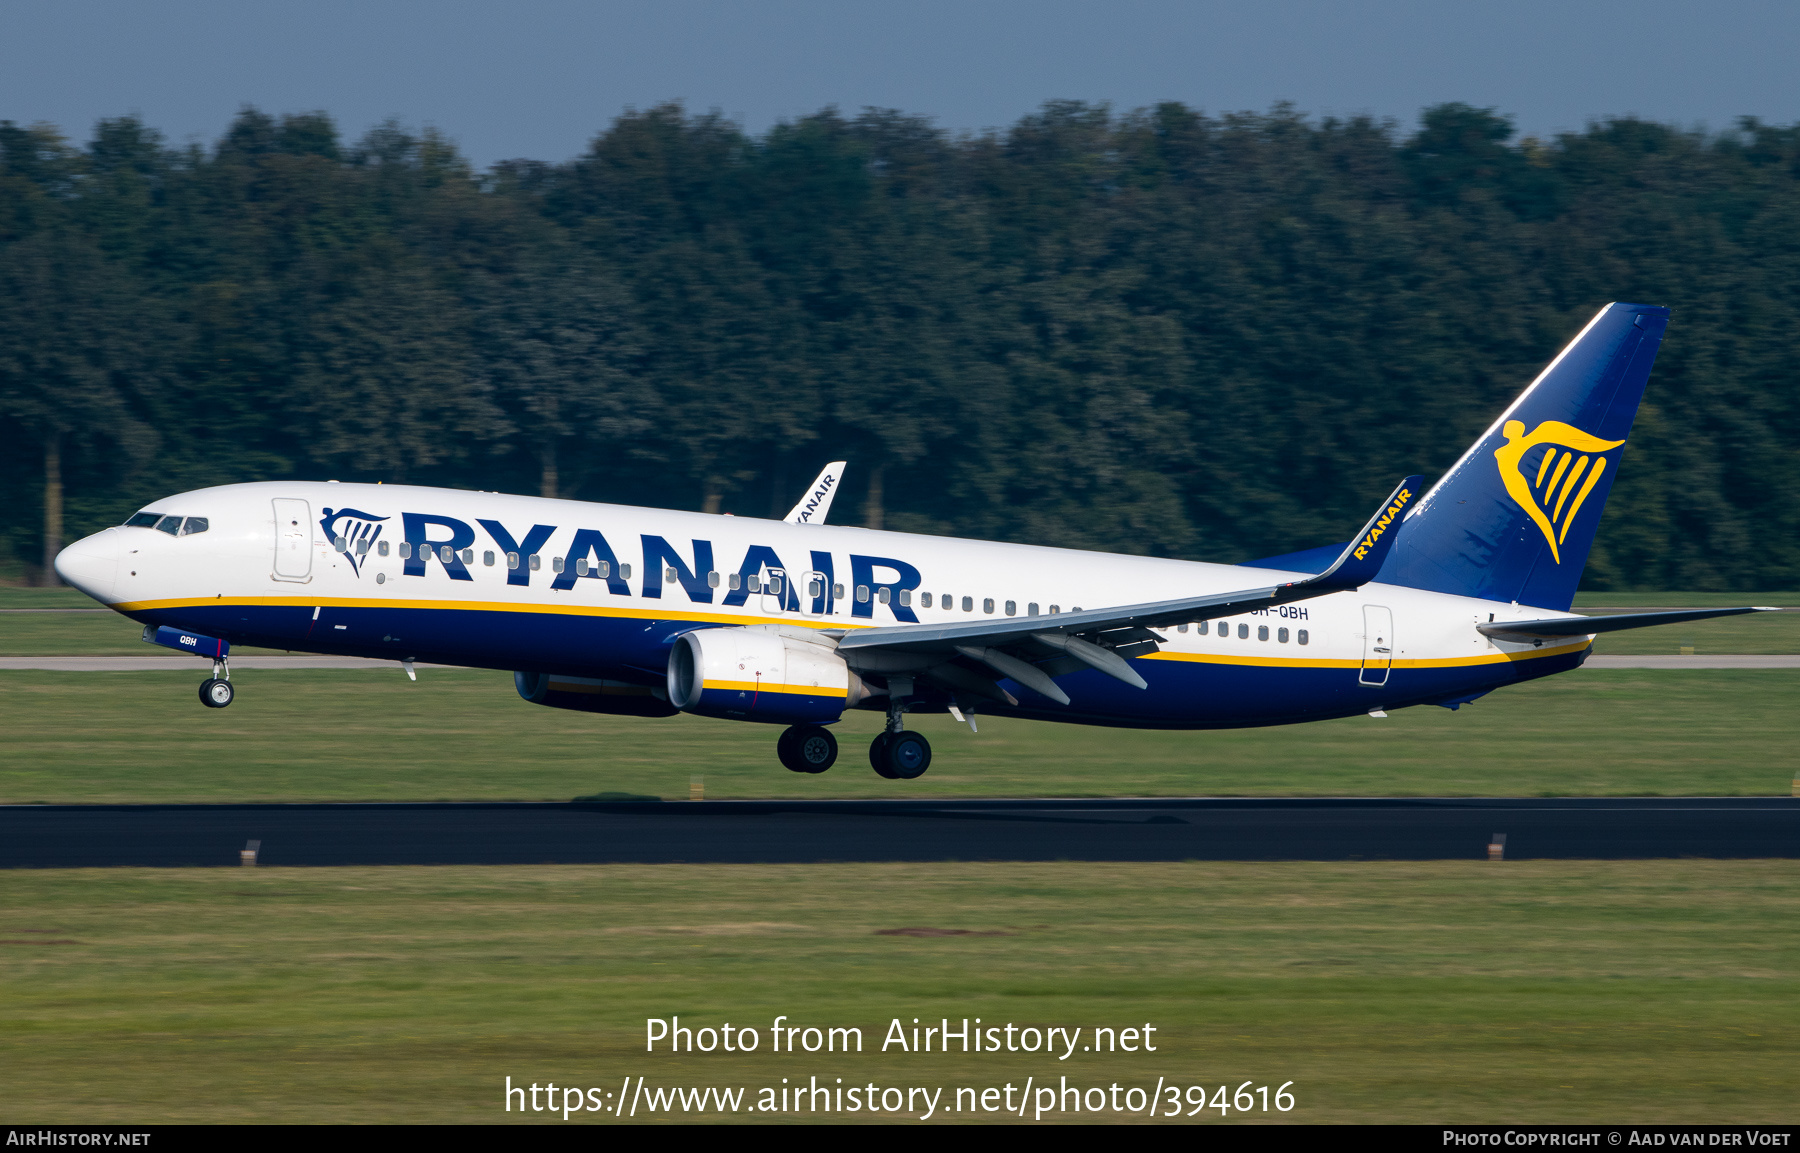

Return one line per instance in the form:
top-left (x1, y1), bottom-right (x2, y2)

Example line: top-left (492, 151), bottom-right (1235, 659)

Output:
top-left (1477, 606), bottom-right (1781, 639)
top-left (831, 476), bottom-right (1422, 705)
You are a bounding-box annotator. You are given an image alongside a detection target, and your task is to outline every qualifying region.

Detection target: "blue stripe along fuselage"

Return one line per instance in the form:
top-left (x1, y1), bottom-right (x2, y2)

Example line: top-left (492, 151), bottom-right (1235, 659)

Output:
top-left (127, 601), bottom-right (1586, 730)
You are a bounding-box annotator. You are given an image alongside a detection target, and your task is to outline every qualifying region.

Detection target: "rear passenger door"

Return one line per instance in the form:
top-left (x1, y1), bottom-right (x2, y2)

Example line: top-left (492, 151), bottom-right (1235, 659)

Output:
top-left (1359, 604), bottom-right (1393, 686)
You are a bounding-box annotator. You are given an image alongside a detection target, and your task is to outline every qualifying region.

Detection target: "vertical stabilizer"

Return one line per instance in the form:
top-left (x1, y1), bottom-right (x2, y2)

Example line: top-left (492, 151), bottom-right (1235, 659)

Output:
top-left (1376, 302), bottom-right (1669, 610)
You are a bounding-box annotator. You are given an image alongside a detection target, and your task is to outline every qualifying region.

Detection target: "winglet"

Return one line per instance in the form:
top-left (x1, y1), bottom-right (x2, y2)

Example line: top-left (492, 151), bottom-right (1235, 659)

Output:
top-left (1301, 475), bottom-right (1424, 591)
top-left (784, 462), bottom-right (847, 525)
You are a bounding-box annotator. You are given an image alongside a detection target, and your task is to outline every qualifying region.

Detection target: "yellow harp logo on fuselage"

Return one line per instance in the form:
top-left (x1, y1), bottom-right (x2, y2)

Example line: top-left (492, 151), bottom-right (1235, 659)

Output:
top-left (1493, 420), bottom-right (1624, 563)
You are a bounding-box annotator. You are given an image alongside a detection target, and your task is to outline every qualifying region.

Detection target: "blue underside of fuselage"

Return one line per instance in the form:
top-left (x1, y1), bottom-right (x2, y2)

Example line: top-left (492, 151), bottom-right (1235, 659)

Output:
top-left (129, 603), bottom-right (1586, 730)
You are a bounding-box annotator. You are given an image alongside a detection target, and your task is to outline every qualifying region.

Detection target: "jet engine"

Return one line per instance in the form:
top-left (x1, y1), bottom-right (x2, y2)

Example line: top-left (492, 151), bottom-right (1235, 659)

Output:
top-left (514, 671), bottom-right (679, 717)
top-left (667, 626), bottom-right (868, 724)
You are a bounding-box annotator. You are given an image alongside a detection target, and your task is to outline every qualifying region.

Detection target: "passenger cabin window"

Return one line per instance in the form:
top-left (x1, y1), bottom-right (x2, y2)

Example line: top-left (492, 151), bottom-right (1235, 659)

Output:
top-left (1258, 625), bottom-right (1270, 641)
top-left (1278, 627), bottom-right (1290, 643)
top-left (729, 573), bottom-right (742, 590)
top-left (666, 567), bottom-right (679, 584)
top-left (1178, 623), bottom-right (1189, 633)
top-left (398, 542), bottom-right (413, 559)
top-left (877, 587), bottom-right (890, 604)
top-left (1297, 629), bottom-right (1310, 645)
top-left (440, 546), bottom-right (454, 563)
top-left (832, 583), bottom-right (844, 599)
top-left (379, 540), bottom-right (391, 557)
top-left (528, 554), bottom-right (541, 571)
top-left (483, 551), bottom-right (495, 566)
top-left (983, 598), bottom-right (995, 614)
top-left (809, 579), bottom-right (823, 598)
top-left (921, 592), bottom-right (933, 608)
top-left (855, 585), bottom-right (870, 603)
top-left (596, 560), bottom-right (610, 578)
top-left (576, 558), bottom-right (590, 576)
top-left (125, 512), bottom-right (162, 528)
top-left (155, 515), bottom-right (182, 536)
top-left (507, 551), bottom-right (519, 569)
top-left (333, 536), bottom-right (348, 552)
top-left (180, 517), bottom-right (209, 536)
top-left (354, 538), bottom-right (369, 555)
top-left (460, 549), bottom-right (474, 565)
top-left (1004, 600), bottom-right (1016, 616)
top-left (1049, 605), bottom-right (1060, 614)
top-left (962, 596), bottom-right (974, 612)
top-left (897, 589), bottom-right (911, 606)
top-left (709, 571), bottom-right (722, 588)
top-left (1238, 624), bottom-right (1249, 639)
top-left (1028, 602), bottom-right (1039, 616)
top-left (552, 556), bottom-right (564, 573)
top-left (1198, 621), bottom-right (1209, 634)
top-left (747, 575), bottom-right (762, 593)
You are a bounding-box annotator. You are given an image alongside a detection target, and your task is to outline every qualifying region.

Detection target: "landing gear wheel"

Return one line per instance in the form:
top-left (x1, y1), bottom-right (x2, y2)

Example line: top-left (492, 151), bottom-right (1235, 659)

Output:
top-left (199, 678), bottom-right (235, 708)
top-left (869, 731), bottom-right (899, 779)
top-left (872, 730), bottom-right (931, 780)
top-left (778, 724), bottom-right (838, 773)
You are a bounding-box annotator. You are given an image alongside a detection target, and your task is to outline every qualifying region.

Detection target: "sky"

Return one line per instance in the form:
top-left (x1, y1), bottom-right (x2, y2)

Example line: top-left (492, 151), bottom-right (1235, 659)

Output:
top-left (4, 0), bottom-right (1798, 168)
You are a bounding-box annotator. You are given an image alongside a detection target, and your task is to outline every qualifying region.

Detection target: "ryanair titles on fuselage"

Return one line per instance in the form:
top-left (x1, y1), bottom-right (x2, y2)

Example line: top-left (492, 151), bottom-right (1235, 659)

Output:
top-left (362, 506), bottom-right (923, 621)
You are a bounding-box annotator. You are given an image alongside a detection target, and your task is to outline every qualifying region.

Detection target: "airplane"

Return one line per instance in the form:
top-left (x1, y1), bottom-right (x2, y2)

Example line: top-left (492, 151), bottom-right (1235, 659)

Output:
top-left (53, 302), bottom-right (1776, 780)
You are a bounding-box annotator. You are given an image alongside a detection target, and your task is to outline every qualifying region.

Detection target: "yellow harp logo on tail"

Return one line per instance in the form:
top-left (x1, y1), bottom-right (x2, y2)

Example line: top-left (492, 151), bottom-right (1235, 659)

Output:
top-left (1493, 420), bottom-right (1624, 563)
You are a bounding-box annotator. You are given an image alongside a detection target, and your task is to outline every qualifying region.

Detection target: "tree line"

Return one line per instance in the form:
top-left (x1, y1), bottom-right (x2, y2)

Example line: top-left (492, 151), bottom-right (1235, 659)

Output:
top-left (2, 100), bottom-right (1797, 589)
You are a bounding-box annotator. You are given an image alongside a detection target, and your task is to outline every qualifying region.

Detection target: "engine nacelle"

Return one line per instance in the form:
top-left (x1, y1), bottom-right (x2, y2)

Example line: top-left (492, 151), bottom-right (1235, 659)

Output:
top-left (514, 671), bottom-right (679, 717)
top-left (666, 626), bottom-right (866, 725)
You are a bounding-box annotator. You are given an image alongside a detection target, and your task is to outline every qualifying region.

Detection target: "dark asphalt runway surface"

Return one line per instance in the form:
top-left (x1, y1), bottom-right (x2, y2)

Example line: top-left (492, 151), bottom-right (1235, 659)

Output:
top-left (2, 797), bottom-right (1796, 867)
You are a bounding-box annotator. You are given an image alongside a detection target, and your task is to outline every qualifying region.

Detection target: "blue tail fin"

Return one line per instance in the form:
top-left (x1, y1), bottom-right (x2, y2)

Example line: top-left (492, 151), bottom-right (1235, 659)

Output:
top-left (1375, 302), bottom-right (1670, 611)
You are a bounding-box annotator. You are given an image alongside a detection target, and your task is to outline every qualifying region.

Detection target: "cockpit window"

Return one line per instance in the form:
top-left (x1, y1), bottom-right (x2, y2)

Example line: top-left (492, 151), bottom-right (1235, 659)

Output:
top-left (125, 512), bottom-right (161, 528)
top-left (180, 517), bottom-right (209, 536)
top-left (155, 515), bottom-right (183, 536)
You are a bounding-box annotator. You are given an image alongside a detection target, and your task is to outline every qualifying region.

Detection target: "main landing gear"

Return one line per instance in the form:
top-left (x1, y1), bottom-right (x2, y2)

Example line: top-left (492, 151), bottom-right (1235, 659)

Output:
top-left (777, 724), bottom-right (838, 773)
top-left (869, 730), bottom-right (931, 779)
top-left (199, 658), bottom-right (234, 708)
top-left (775, 697), bottom-right (933, 780)
top-left (869, 696), bottom-right (931, 780)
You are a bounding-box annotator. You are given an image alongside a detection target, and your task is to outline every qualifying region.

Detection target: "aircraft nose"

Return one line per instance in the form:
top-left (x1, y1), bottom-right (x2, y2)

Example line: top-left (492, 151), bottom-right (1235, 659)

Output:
top-left (54, 529), bottom-right (122, 603)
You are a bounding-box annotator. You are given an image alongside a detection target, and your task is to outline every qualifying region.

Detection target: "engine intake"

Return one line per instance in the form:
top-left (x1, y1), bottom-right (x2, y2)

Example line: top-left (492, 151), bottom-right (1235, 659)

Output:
top-left (667, 626), bottom-right (865, 725)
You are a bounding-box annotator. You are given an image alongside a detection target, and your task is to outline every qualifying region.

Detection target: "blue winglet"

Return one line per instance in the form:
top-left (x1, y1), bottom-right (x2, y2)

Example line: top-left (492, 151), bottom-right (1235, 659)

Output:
top-left (1299, 476), bottom-right (1425, 592)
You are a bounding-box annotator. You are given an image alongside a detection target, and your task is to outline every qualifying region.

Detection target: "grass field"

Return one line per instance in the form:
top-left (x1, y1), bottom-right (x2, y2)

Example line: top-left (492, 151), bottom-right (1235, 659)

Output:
top-left (4, 588), bottom-right (1798, 655)
top-left (2, 667), bottom-right (1795, 802)
top-left (2, 861), bottom-right (1794, 1123)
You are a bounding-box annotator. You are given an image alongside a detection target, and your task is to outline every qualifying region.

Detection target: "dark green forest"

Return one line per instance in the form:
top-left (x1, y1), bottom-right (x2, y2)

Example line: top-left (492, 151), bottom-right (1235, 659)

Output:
top-left (2, 101), bottom-right (1798, 588)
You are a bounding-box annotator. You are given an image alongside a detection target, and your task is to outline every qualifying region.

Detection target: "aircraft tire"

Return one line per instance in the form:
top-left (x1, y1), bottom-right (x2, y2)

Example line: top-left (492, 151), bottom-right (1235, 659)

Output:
top-left (199, 678), bottom-right (235, 709)
top-left (778, 724), bottom-right (837, 773)
top-left (868, 732), bottom-right (900, 779)
top-left (876, 731), bottom-right (931, 780)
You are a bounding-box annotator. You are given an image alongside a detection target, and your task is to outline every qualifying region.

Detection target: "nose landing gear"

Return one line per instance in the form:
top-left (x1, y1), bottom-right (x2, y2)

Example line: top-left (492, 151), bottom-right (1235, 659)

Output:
top-left (199, 658), bottom-right (234, 708)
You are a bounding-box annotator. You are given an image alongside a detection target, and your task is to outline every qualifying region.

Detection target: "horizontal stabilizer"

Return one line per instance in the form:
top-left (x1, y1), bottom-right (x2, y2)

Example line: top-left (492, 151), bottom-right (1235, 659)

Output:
top-left (1478, 606), bottom-right (1781, 639)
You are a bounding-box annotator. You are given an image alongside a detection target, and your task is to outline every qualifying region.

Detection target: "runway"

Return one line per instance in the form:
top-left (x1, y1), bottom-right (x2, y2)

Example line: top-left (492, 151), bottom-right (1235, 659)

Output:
top-left (3, 796), bottom-right (1795, 867)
